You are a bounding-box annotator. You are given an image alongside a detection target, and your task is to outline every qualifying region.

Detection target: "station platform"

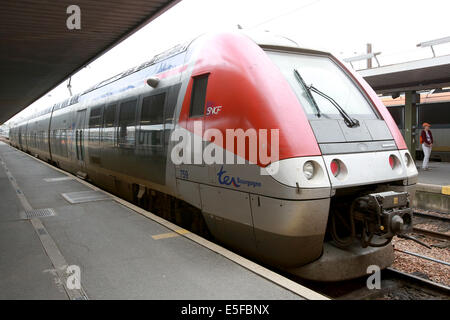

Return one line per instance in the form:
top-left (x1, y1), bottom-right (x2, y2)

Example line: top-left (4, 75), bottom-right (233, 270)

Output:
top-left (0, 142), bottom-right (326, 300)
top-left (416, 160), bottom-right (450, 188)
top-left (414, 160), bottom-right (449, 213)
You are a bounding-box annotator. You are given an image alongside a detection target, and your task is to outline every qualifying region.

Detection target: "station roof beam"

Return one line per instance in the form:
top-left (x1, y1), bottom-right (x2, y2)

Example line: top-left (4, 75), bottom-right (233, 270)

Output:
top-left (0, 0), bottom-right (181, 124)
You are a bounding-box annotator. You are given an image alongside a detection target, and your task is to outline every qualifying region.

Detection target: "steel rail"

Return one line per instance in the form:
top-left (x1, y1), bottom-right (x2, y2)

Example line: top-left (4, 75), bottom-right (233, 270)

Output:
top-left (394, 248), bottom-right (450, 266)
top-left (412, 227), bottom-right (450, 241)
top-left (413, 211), bottom-right (450, 222)
top-left (384, 267), bottom-right (450, 295)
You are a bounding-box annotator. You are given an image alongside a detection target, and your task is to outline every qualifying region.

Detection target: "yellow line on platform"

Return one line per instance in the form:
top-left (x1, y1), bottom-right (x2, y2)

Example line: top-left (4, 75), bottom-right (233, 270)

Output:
top-left (442, 185), bottom-right (450, 195)
top-left (152, 229), bottom-right (190, 240)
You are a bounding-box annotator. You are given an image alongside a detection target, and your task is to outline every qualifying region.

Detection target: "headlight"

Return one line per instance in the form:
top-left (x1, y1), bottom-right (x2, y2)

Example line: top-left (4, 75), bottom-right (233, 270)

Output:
top-left (303, 161), bottom-right (314, 180)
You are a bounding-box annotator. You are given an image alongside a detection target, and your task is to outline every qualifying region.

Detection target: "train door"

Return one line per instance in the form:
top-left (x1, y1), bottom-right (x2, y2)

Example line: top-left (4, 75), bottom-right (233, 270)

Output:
top-left (18, 126), bottom-right (23, 149)
top-left (135, 90), bottom-right (168, 184)
top-left (175, 74), bottom-right (209, 177)
top-left (24, 122), bottom-right (29, 151)
top-left (74, 109), bottom-right (87, 171)
top-left (47, 108), bottom-right (54, 161)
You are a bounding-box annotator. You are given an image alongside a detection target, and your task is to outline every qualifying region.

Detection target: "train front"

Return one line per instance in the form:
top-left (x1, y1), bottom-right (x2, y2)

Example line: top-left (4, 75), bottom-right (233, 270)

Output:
top-left (259, 42), bottom-right (418, 281)
top-left (179, 32), bottom-right (418, 282)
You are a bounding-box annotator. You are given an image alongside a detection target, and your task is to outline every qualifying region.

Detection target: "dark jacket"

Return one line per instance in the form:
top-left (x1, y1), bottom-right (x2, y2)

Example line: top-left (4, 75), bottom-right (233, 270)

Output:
top-left (420, 130), bottom-right (433, 145)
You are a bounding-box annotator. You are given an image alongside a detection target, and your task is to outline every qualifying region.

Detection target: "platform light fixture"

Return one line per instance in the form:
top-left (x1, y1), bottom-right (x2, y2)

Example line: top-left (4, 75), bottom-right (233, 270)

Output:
top-left (391, 92), bottom-right (400, 99)
top-left (417, 36), bottom-right (450, 57)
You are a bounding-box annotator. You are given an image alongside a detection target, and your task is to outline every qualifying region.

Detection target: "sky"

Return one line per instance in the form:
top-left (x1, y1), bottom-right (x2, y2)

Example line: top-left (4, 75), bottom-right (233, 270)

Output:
top-left (5, 0), bottom-right (450, 125)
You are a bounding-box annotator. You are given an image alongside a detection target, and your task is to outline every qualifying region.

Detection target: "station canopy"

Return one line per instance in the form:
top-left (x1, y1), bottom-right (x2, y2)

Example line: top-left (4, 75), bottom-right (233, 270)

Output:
top-left (359, 54), bottom-right (450, 94)
top-left (0, 0), bottom-right (180, 124)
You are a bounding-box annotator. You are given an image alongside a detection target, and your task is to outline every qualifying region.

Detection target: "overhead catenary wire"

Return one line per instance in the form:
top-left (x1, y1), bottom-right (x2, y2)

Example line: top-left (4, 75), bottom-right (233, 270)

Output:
top-left (249, 0), bottom-right (322, 29)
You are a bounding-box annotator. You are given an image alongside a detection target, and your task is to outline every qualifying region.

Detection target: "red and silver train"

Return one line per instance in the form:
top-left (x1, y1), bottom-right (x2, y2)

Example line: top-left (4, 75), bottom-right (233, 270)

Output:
top-left (9, 31), bottom-right (418, 281)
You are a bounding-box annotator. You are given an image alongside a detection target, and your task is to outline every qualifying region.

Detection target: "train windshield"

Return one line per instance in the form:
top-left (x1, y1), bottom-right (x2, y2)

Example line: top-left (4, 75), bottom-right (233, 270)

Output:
top-left (266, 50), bottom-right (378, 119)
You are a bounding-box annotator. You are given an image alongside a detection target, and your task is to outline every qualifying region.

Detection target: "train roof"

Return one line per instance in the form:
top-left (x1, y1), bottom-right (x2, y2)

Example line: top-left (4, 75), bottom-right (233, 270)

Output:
top-left (15, 40), bottom-right (193, 125)
top-left (15, 31), bottom-right (330, 126)
top-left (242, 30), bottom-right (330, 56)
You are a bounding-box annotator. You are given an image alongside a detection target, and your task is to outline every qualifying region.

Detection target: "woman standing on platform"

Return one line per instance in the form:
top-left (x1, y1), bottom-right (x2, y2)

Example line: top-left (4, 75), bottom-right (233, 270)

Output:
top-left (420, 122), bottom-right (433, 170)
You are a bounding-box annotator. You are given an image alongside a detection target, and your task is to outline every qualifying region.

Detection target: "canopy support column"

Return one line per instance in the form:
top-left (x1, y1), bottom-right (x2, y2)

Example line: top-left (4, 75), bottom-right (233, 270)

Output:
top-left (404, 91), bottom-right (419, 161)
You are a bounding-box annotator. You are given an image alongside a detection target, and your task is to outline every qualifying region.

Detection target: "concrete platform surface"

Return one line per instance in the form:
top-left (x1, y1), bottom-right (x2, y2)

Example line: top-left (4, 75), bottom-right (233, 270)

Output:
top-left (0, 142), bottom-right (324, 300)
top-left (416, 160), bottom-right (450, 187)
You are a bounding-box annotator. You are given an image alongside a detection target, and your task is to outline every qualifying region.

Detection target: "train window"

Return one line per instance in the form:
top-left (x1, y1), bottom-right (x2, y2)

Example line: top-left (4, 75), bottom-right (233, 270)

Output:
top-left (103, 104), bottom-right (117, 128)
top-left (419, 103), bottom-right (450, 126)
top-left (32, 132), bottom-right (37, 148)
top-left (52, 129), bottom-right (60, 156)
top-left (35, 131), bottom-right (39, 149)
top-left (34, 131), bottom-right (38, 149)
top-left (39, 131), bottom-right (46, 150)
top-left (118, 99), bottom-right (137, 147)
top-left (189, 74), bottom-right (209, 118)
top-left (387, 106), bottom-right (404, 129)
top-left (89, 105), bottom-right (103, 143)
top-left (89, 105), bottom-right (103, 128)
top-left (138, 93), bottom-right (166, 146)
top-left (266, 51), bottom-right (378, 119)
top-left (102, 104), bottom-right (117, 145)
top-left (61, 130), bottom-right (68, 157)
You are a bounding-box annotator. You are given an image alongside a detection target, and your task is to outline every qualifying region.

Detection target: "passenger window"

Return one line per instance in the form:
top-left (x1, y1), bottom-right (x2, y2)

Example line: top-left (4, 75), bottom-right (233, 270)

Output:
top-left (89, 106), bottom-right (103, 128)
top-left (139, 93), bottom-right (166, 146)
top-left (189, 74), bottom-right (209, 118)
top-left (118, 99), bottom-right (137, 147)
top-left (102, 104), bottom-right (117, 144)
top-left (52, 129), bottom-right (60, 156)
top-left (61, 130), bottom-right (68, 157)
top-left (103, 104), bottom-right (117, 128)
top-left (89, 105), bottom-right (103, 143)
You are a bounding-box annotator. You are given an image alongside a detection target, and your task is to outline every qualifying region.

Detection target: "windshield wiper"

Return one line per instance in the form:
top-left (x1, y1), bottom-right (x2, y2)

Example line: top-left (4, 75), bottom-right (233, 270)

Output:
top-left (293, 69), bottom-right (321, 118)
top-left (293, 69), bottom-right (360, 128)
top-left (308, 85), bottom-right (360, 127)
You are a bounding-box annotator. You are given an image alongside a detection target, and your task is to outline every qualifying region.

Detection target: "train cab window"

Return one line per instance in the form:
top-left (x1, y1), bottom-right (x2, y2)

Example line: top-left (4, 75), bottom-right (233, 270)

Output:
top-left (189, 74), bottom-right (209, 118)
top-left (266, 51), bottom-right (378, 119)
top-left (118, 99), bottom-right (137, 147)
top-left (138, 93), bottom-right (166, 146)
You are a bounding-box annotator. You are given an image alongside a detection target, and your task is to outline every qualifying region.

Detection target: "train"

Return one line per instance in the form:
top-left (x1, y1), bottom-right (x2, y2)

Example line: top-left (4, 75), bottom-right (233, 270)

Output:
top-left (383, 90), bottom-right (450, 162)
top-left (8, 31), bottom-right (419, 281)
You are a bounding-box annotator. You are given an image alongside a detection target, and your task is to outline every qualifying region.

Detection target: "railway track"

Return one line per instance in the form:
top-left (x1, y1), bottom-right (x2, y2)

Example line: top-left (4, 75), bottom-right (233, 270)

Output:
top-left (297, 266), bottom-right (450, 300)
top-left (252, 208), bottom-right (450, 299)
top-left (394, 248), bottom-right (450, 266)
top-left (378, 268), bottom-right (450, 299)
top-left (295, 209), bottom-right (450, 300)
top-left (411, 208), bottom-right (449, 241)
top-left (413, 210), bottom-right (450, 222)
top-left (412, 226), bottom-right (450, 241)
